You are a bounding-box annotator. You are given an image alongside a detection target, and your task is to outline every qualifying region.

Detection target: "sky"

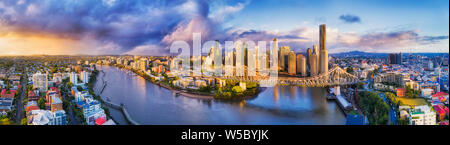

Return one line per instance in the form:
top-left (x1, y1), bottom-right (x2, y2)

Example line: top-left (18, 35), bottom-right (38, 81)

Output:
top-left (0, 0), bottom-right (448, 56)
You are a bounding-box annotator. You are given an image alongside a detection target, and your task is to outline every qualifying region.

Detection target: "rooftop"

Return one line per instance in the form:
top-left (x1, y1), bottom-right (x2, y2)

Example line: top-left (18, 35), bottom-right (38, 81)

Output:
top-left (51, 96), bottom-right (62, 104)
top-left (433, 92), bottom-right (449, 97)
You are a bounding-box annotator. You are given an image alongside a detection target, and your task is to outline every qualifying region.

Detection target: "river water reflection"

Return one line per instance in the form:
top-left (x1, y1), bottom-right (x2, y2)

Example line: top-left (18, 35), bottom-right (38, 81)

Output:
top-left (94, 65), bottom-right (346, 125)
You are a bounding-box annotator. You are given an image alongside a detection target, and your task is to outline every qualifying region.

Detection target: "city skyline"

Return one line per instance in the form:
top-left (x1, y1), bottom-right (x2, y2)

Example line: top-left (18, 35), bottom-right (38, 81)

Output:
top-left (0, 0), bottom-right (449, 56)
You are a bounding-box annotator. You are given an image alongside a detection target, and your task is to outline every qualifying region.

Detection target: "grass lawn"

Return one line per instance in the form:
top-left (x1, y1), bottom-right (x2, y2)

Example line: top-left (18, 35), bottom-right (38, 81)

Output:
top-left (397, 97), bottom-right (428, 106)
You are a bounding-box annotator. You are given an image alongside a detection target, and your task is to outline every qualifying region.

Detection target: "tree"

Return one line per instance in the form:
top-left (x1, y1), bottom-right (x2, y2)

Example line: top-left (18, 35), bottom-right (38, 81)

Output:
top-left (232, 86), bottom-right (242, 93)
top-left (246, 82), bottom-right (258, 89)
top-left (62, 99), bottom-right (70, 111)
top-left (6, 110), bottom-right (14, 119)
top-left (405, 85), bottom-right (419, 98)
top-left (67, 82), bottom-right (73, 88)
top-left (346, 67), bottom-right (354, 74)
top-left (26, 85), bottom-right (33, 92)
top-left (0, 118), bottom-right (14, 125)
top-left (357, 82), bottom-right (365, 89)
top-left (398, 117), bottom-right (409, 125)
top-left (21, 118), bottom-right (27, 125)
top-left (198, 86), bottom-right (211, 93)
top-left (77, 86), bottom-right (83, 92)
top-left (38, 98), bottom-right (45, 109)
top-left (367, 68), bottom-right (380, 79)
top-left (358, 91), bottom-right (389, 125)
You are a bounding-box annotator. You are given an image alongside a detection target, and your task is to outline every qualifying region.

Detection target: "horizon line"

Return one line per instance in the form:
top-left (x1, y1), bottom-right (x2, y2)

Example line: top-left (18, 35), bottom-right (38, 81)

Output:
top-left (0, 51), bottom-right (449, 57)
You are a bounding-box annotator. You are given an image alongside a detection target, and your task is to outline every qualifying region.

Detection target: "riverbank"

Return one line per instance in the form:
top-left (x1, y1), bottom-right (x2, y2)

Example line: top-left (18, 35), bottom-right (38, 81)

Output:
top-left (101, 98), bottom-right (140, 125)
top-left (93, 65), bottom-right (347, 125)
top-left (112, 64), bottom-right (269, 101)
top-left (89, 69), bottom-right (141, 125)
top-left (156, 82), bottom-right (215, 100)
top-left (111, 64), bottom-right (238, 100)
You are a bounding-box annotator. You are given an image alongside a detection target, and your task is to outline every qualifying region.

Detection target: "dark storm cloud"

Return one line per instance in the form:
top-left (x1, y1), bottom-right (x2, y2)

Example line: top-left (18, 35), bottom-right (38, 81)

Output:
top-left (0, 0), bottom-right (257, 54)
top-left (339, 14), bottom-right (361, 23)
top-left (0, 0), bottom-right (193, 52)
top-left (2, 0), bottom-right (444, 55)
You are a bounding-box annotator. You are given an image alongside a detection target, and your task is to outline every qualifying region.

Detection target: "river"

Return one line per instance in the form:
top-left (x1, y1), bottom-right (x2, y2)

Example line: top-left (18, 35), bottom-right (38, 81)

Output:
top-left (94, 65), bottom-right (346, 125)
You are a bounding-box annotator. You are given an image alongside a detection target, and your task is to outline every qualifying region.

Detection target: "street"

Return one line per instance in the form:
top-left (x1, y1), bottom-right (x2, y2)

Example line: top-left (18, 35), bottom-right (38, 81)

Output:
top-left (15, 74), bottom-right (27, 124)
top-left (378, 93), bottom-right (398, 125)
top-left (61, 84), bottom-right (81, 125)
top-left (366, 79), bottom-right (397, 125)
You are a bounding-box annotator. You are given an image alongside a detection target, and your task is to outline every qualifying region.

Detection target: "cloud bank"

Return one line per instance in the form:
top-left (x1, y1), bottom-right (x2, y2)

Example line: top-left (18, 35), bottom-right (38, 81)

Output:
top-left (0, 0), bottom-right (448, 55)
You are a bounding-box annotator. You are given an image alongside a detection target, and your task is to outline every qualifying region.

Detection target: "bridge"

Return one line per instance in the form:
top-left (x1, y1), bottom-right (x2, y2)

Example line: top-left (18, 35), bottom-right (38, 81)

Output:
top-left (219, 65), bottom-right (360, 87)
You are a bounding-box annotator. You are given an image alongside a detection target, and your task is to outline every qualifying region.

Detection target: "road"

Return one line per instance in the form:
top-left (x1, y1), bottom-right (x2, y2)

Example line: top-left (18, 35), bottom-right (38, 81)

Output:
top-left (365, 79), bottom-right (397, 125)
top-left (15, 74), bottom-right (27, 124)
top-left (61, 84), bottom-right (81, 125)
top-left (378, 93), bottom-right (398, 125)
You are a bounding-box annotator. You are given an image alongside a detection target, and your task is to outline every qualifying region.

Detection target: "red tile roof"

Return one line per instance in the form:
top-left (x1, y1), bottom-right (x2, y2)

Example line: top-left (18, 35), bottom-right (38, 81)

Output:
top-left (432, 92), bottom-right (449, 97)
top-left (28, 91), bottom-right (37, 97)
top-left (433, 105), bottom-right (445, 114)
top-left (1, 89), bottom-right (17, 98)
top-left (95, 117), bottom-right (107, 125)
top-left (26, 106), bottom-right (39, 113)
top-left (50, 87), bottom-right (58, 92)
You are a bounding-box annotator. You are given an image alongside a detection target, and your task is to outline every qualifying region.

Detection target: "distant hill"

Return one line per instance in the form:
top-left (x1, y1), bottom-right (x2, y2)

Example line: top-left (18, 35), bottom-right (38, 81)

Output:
top-left (330, 51), bottom-right (387, 57)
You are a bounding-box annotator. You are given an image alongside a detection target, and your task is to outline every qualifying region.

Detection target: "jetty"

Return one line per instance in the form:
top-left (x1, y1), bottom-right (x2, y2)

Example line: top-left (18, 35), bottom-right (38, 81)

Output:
top-left (102, 99), bottom-right (140, 125)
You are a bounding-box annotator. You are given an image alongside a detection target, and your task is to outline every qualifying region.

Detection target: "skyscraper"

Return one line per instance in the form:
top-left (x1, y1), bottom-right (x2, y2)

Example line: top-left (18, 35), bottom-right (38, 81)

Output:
top-left (140, 59), bottom-right (147, 72)
top-left (236, 41), bottom-right (244, 76)
top-left (224, 47), bottom-right (234, 77)
top-left (270, 38), bottom-right (279, 74)
top-left (306, 48), bottom-right (312, 70)
top-left (309, 45), bottom-right (319, 76)
top-left (320, 24), bottom-right (326, 51)
top-left (81, 71), bottom-right (90, 84)
top-left (214, 40), bottom-right (222, 76)
top-left (388, 53), bottom-right (402, 65)
top-left (288, 51), bottom-right (296, 75)
top-left (296, 53), bottom-right (307, 77)
top-left (319, 24), bottom-right (328, 74)
top-left (396, 52), bottom-right (402, 64)
top-left (279, 46), bottom-right (290, 71)
top-left (70, 72), bottom-right (77, 85)
top-left (388, 53), bottom-right (397, 64)
top-left (32, 72), bottom-right (48, 92)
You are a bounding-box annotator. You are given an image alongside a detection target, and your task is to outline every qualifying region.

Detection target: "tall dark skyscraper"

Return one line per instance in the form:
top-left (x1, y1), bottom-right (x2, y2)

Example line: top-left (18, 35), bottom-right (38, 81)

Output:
top-left (396, 52), bottom-right (402, 64)
top-left (320, 24), bottom-right (326, 51)
top-left (306, 48), bottom-right (312, 69)
top-left (319, 24), bottom-right (328, 74)
top-left (388, 53), bottom-right (396, 64)
top-left (388, 53), bottom-right (402, 65)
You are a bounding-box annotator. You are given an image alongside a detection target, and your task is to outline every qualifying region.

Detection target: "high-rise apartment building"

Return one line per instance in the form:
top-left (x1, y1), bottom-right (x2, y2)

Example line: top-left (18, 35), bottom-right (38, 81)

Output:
top-left (32, 72), bottom-right (48, 92)
top-left (279, 46), bottom-right (290, 71)
top-left (288, 51), bottom-right (296, 75)
top-left (296, 53), bottom-right (307, 77)
top-left (306, 48), bottom-right (312, 70)
top-left (309, 45), bottom-right (319, 76)
top-left (388, 53), bottom-right (402, 65)
top-left (70, 72), bottom-right (78, 85)
top-left (81, 71), bottom-right (89, 84)
top-left (319, 24), bottom-right (328, 74)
